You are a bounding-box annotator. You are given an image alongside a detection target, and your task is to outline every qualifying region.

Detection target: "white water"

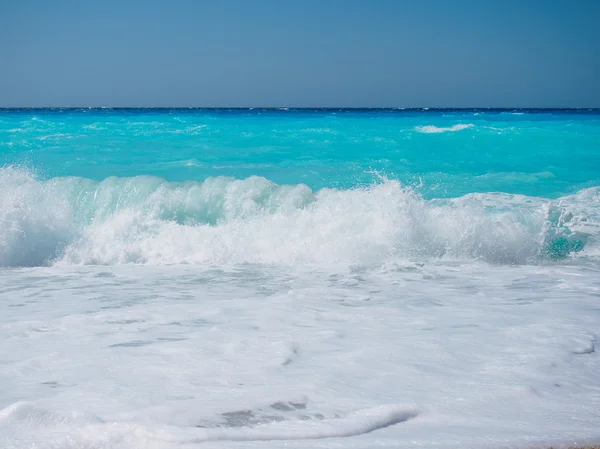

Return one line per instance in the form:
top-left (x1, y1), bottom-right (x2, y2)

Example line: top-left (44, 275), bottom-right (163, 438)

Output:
top-left (2, 263), bottom-right (600, 449)
top-left (1, 167), bottom-right (598, 267)
top-left (414, 124), bottom-right (475, 133)
top-left (1, 167), bottom-right (600, 448)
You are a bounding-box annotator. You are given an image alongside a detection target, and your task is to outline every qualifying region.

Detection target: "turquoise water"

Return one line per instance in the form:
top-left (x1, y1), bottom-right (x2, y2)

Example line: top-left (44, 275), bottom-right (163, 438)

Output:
top-left (2, 109), bottom-right (599, 198)
top-left (2, 110), bottom-right (600, 448)
top-left (1, 109), bottom-right (599, 266)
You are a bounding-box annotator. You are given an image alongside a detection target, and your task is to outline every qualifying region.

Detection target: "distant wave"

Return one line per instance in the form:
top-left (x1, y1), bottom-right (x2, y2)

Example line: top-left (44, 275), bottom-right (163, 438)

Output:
top-left (0, 167), bottom-right (597, 267)
top-left (415, 124), bottom-right (475, 134)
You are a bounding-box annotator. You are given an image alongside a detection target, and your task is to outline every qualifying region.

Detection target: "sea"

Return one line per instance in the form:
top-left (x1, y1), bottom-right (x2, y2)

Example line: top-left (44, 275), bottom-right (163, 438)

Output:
top-left (1, 108), bottom-right (599, 449)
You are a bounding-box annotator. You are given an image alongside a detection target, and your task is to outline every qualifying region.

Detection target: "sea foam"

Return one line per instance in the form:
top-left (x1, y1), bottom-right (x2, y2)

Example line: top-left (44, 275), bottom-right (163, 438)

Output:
top-left (0, 167), bottom-right (597, 267)
top-left (414, 124), bottom-right (475, 133)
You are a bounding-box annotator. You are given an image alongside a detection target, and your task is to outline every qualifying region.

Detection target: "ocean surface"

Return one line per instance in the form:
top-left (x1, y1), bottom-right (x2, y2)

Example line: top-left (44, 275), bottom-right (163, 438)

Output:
top-left (1, 108), bottom-right (600, 449)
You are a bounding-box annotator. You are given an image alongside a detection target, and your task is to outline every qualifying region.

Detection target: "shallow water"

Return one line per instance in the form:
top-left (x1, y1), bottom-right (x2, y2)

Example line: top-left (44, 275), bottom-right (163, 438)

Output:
top-left (1, 109), bottom-right (599, 448)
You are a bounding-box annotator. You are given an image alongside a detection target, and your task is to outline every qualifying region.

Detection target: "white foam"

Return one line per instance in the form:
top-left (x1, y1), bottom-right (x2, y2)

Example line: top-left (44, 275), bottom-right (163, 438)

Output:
top-left (0, 404), bottom-right (416, 447)
top-left (415, 124), bottom-right (475, 133)
top-left (0, 167), bottom-right (597, 267)
top-left (1, 262), bottom-right (600, 449)
top-left (0, 402), bottom-right (104, 428)
top-left (188, 405), bottom-right (418, 442)
top-left (0, 167), bottom-right (74, 267)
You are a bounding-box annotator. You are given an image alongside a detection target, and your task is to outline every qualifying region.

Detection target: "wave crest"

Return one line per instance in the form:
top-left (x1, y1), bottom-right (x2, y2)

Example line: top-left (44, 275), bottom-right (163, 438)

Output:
top-left (0, 168), bottom-right (74, 266)
top-left (415, 124), bottom-right (475, 133)
top-left (0, 167), bottom-right (597, 267)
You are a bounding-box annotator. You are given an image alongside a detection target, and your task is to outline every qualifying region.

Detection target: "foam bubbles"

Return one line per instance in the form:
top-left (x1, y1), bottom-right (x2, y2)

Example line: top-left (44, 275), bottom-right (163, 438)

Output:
top-left (415, 124), bottom-right (475, 133)
top-left (0, 167), bottom-right (598, 267)
top-left (0, 167), bottom-right (73, 267)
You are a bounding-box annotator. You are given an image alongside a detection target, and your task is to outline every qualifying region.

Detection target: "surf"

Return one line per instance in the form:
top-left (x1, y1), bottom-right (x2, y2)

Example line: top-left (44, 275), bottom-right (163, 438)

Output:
top-left (0, 167), bottom-right (597, 267)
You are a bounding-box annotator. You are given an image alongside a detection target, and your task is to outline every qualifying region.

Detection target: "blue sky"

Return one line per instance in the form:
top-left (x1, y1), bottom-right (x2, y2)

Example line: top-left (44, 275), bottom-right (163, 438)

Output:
top-left (1, 0), bottom-right (598, 107)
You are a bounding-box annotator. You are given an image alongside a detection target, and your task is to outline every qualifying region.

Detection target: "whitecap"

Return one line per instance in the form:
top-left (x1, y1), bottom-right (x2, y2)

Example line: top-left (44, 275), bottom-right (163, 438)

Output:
top-left (414, 124), bottom-right (474, 133)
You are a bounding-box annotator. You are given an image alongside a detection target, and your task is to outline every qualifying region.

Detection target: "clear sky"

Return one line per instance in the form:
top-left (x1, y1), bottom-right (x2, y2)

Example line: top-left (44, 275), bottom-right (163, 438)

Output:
top-left (1, 0), bottom-right (599, 108)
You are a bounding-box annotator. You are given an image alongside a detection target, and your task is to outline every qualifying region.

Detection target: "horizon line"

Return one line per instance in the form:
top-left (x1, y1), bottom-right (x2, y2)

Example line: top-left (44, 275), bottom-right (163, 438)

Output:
top-left (1, 107), bottom-right (600, 111)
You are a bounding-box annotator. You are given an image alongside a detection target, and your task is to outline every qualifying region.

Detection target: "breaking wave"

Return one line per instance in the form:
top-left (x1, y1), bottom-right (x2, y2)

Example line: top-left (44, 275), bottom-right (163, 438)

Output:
top-left (0, 167), bottom-right (598, 267)
top-left (415, 124), bottom-right (475, 133)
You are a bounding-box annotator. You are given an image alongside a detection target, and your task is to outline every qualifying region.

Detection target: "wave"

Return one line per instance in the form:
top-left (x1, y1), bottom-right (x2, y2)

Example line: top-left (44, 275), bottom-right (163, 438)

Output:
top-left (0, 401), bottom-right (417, 444)
top-left (0, 167), bottom-right (598, 267)
top-left (415, 124), bottom-right (475, 133)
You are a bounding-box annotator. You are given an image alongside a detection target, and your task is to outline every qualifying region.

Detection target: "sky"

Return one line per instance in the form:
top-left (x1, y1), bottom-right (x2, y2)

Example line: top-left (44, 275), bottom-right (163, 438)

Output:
top-left (0, 0), bottom-right (599, 108)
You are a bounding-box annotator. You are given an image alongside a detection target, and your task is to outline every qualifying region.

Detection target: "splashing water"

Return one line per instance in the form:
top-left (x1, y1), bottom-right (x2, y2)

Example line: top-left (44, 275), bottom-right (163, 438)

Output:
top-left (0, 167), bottom-right (597, 267)
top-left (2, 109), bottom-right (600, 449)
